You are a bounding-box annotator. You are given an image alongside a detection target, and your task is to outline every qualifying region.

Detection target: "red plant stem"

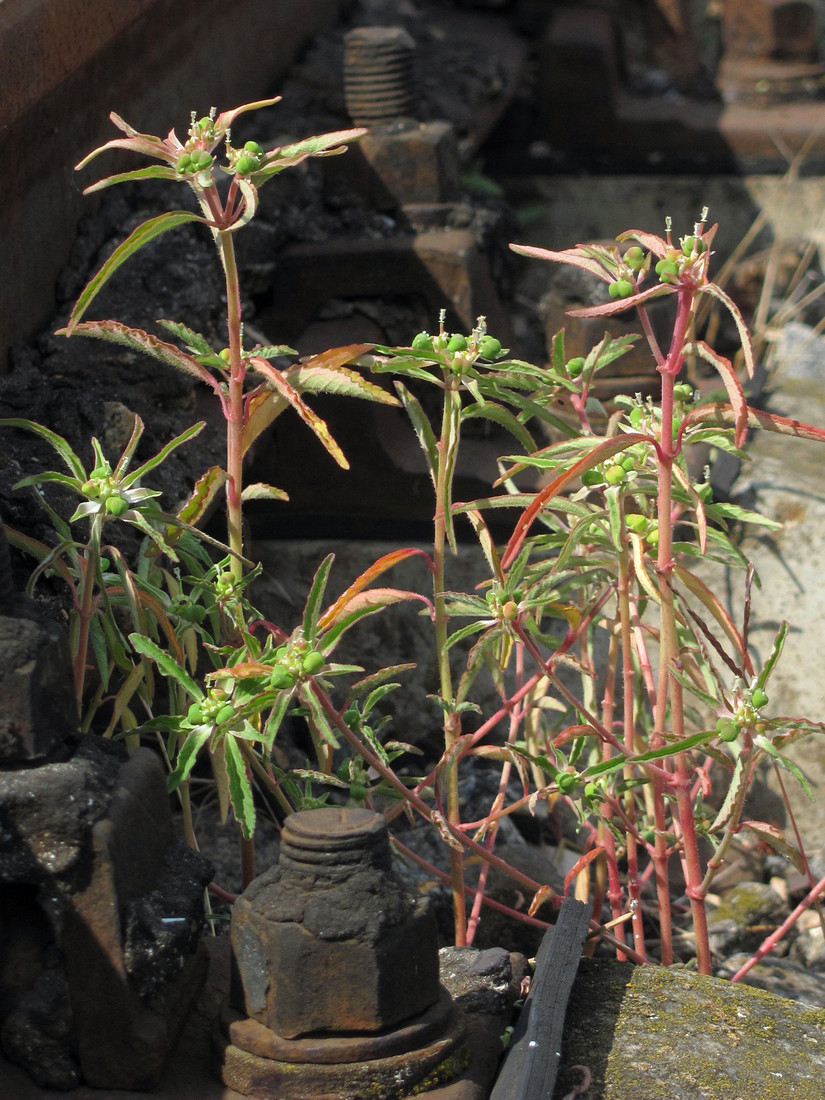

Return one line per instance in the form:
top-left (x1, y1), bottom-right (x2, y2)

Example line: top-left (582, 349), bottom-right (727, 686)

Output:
top-left (217, 228), bottom-right (245, 582)
top-left (465, 665), bottom-right (523, 945)
top-left (731, 870), bottom-right (825, 983)
top-left (600, 633), bottom-right (626, 950)
top-left (617, 543), bottom-right (647, 959)
top-left (72, 517), bottom-right (103, 708)
top-left (432, 379), bottom-right (466, 945)
top-left (392, 835), bottom-right (551, 931)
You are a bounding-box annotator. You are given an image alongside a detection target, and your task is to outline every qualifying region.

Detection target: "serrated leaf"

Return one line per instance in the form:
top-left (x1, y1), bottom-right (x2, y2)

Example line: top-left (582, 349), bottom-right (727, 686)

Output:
top-left (686, 402), bottom-right (825, 446)
top-left (60, 320), bottom-right (222, 394)
top-left (225, 735), bottom-right (256, 839)
top-left (567, 283), bottom-right (675, 318)
top-left (755, 735), bottom-right (814, 800)
top-left (461, 401), bottom-right (536, 452)
top-left (698, 282), bottom-right (755, 379)
top-left (740, 820), bottom-right (805, 872)
top-left (0, 419), bottom-right (86, 480)
top-left (320, 589), bottom-right (432, 653)
top-left (245, 356), bottom-right (349, 468)
top-left (81, 164), bottom-right (179, 195)
top-left (684, 341), bottom-right (747, 447)
top-left (510, 242), bottom-right (613, 281)
top-left (501, 432), bottom-right (649, 569)
top-left (673, 565), bottom-right (747, 665)
top-left (129, 633), bottom-right (202, 699)
top-left (319, 547), bottom-right (429, 630)
top-left (303, 554), bottom-right (335, 640)
top-left (756, 622), bottom-right (788, 690)
top-left (177, 466), bottom-right (227, 528)
top-left (64, 211), bottom-right (206, 332)
top-left (156, 319), bottom-right (216, 357)
top-left (241, 482), bottom-right (289, 502)
top-left (167, 728), bottom-right (211, 791)
top-left (395, 382), bottom-right (438, 486)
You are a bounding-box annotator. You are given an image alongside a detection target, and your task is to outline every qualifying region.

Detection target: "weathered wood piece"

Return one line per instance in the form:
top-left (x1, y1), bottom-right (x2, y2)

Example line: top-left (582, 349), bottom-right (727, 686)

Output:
top-left (491, 896), bottom-right (591, 1100)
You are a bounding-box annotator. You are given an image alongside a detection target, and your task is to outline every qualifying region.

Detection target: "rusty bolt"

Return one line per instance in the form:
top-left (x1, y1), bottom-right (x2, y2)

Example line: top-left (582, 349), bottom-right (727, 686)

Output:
top-left (344, 26), bottom-right (417, 126)
top-left (230, 807), bottom-right (440, 1039)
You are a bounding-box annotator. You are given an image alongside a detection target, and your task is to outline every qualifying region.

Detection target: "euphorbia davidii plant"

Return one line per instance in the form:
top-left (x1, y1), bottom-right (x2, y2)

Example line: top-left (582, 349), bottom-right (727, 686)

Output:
top-left (11, 100), bottom-right (402, 884)
top-left (498, 213), bottom-right (825, 973)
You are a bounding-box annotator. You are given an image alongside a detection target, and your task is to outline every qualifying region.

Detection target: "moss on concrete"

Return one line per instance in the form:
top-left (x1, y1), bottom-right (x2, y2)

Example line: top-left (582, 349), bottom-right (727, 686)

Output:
top-left (555, 959), bottom-right (825, 1099)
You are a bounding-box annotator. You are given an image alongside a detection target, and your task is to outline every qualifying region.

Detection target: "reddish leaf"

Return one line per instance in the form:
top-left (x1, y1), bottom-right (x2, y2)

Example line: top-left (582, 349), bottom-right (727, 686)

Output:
top-left (567, 282), bottom-right (675, 318)
top-left (319, 548), bottom-right (433, 630)
top-left (685, 341), bottom-right (747, 447)
top-left (502, 433), bottom-right (649, 570)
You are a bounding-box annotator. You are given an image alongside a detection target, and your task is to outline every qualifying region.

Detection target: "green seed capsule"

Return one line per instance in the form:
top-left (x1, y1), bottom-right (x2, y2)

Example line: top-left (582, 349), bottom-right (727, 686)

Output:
top-left (628, 407), bottom-right (643, 429)
top-left (235, 154), bottom-right (259, 175)
top-left (674, 383), bottom-right (693, 403)
top-left (502, 600), bottom-right (519, 621)
top-left (105, 495), bottom-right (130, 516)
top-left (447, 334), bottom-right (468, 352)
top-left (567, 357), bottom-right (585, 378)
top-left (557, 771), bottom-right (578, 795)
top-left (751, 688), bottom-right (769, 709)
top-left (215, 704), bottom-right (235, 725)
top-left (411, 332), bottom-right (434, 351)
top-left (187, 703), bottom-right (204, 725)
top-left (269, 664), bottom-right (294, 690)
top-left (620, 454), bottom-right (636, 472)
top-left (581, 469), bottom-right (603, 487)
top-left (655, 258), bottom-right (679, 281)
top-left (624, 245), bottom-right (645, 271)
top-left (604, 465), bottom-right (627, 485)
top-left (243, 140), bottom-right (264, 156)
top-left (608, 278), bottom-right (634, 300)
top-left (343, 707), bottom-right (360, 727)
top-left (625, 513), bottom-right (648, 533)
top-left (349, 783), bottom-right (367, 802)
top-left (176, 153), bottom-right (193, 173)
top-left (716, 717), bottom-right (740, 743)
top-left (584, 781), bottom-right (601, 801)
top-left (645, 527), bottom-right (659, 546)
top-left (302, 650), bottom-right (325, 675)
top-left (82, 479), bottom-right (99, 498)
top-left (478, 335), bottom-right (503, 359)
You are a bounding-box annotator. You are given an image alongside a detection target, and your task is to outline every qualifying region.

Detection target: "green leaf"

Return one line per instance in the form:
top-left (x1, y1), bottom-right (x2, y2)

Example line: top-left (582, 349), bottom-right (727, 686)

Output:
top-left (59, 320), bottom-right (222, 394)
top-left (167, 727), bottom-right (211, 791)
top-left (263, 690), bottom-right (294, 751)
top-left (301, 684), bottom-right (340, 747)
top-left (64, 211), bottom-right (207, 332)
top-left (756, 622), bottom-right (788, 690)
top-left (81, 164), bottom-right (179, 194)
top-left (251, 344), bottom-right (299, 360)
top-left (303, 554), bottom-right (336, 641)
top-left (123, 420), bottom-right (205, 488)
top-left (461, 401), bottom-right (536, 452)
top-left (224, 735), bottom-right (256, 839)
top-left (395, 382), bottom-right (438, 486)
top-left (156, 319), bottom-right (216, 357)
top-left (0, 419), bottom-right (86, 480)
top-left (740, 820), bottom-right (805, 873)
top-left (177, 466), bottom-right (227, 529)
top-left (129, 633), bottom-right (202, 700)
top-left (241, 482), bottom-right (289, 502)
top-left (755, 734), bottom-right (814, 800)
top-left (246, 356), bottom-right (349, 468)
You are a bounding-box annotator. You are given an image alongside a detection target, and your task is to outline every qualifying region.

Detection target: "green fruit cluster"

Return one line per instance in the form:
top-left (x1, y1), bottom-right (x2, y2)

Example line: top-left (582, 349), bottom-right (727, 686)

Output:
top-left (608, 278), bottom-right (634, 300)
top-left (176, 149), bottom-right (214, 175)
top-left (186, 690), bottom-right (235, 728)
